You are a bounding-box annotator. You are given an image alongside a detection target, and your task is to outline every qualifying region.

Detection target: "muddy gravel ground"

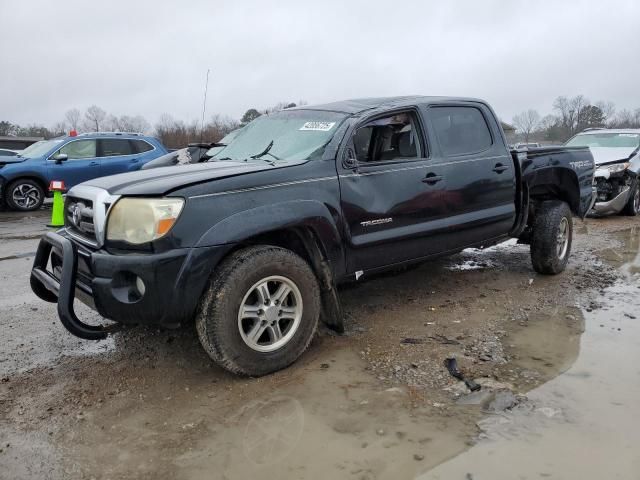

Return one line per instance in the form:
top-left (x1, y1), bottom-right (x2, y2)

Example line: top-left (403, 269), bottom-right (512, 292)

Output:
top-left (1, 209), bottom-right (639, 479)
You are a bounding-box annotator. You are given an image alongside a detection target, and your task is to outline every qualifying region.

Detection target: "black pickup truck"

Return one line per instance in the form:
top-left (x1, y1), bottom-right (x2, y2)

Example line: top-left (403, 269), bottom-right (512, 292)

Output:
top-left (31, 96), bottom-right (595, 376)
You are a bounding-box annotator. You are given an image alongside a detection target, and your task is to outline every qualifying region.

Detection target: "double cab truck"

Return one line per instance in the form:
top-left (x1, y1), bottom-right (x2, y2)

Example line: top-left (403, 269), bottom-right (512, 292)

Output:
top-left (30, 96), bottom-right (595, 376)
top-left (0, 132), bottom-right (167, 211)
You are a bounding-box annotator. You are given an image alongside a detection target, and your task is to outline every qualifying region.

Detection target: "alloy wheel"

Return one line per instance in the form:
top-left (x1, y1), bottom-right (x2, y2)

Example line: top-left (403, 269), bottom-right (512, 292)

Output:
top-left (11, 183), bottom-right (41, 209)
top-left (237, 275), bottom-right (303, 353)
top-left (557, 217), bottom-right (570, 260)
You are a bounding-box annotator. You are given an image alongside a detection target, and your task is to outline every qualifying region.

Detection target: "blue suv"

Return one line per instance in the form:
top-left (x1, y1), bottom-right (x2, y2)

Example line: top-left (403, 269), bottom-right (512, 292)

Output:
top-left (0, 132), bottom-right (167, 211)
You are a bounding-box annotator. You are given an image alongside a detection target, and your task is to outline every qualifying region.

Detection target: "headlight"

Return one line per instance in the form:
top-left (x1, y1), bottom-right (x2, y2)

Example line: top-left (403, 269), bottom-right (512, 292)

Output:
top-left (107, 197), bottom-right (184, 244)
top-left (603, 162), bottom-right (630, 174)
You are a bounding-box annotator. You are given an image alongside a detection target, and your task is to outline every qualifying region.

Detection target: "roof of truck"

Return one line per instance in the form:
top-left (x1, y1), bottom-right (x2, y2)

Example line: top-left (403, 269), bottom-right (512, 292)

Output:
top-left (295, 96), bottom-right (486, 115)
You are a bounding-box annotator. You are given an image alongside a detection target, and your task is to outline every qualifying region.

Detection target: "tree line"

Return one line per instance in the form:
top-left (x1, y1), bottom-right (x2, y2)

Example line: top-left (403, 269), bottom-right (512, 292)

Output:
top-left (512, 95), bottom-right (640, 144)
top-left (0, 100), bottom-right (305, 149)
top-left (5, 96), bottom-right (636, 148)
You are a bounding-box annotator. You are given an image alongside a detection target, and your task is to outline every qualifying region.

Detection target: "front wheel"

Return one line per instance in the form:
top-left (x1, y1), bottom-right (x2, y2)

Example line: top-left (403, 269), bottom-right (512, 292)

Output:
top-left (530, 201), bottom-right (573, 275)
top-left (5, 179), bottom-right (45, 211)
top-left (196, 246), bottom-right (320, 376)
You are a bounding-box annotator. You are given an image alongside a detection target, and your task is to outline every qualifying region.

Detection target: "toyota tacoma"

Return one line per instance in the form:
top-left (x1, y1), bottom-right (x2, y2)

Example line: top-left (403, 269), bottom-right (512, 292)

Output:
top-left (31, 96), bottom-right (595, 376)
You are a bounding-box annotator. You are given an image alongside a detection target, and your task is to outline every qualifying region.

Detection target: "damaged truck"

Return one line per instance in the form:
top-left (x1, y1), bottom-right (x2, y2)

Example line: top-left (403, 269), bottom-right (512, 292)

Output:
top-left (565, 128), bottom-right (640, 216)
top-left (30, 96), bottom-right (595, 376)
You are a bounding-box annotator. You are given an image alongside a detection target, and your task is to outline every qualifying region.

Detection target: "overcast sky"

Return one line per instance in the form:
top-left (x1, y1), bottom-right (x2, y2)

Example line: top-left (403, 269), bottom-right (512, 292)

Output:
top-left (1, 0), bottom-right (639, 129)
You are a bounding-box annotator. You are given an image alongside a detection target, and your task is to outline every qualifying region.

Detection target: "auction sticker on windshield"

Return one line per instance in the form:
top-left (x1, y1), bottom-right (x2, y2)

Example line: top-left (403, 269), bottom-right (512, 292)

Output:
top-left (299, 122), bottom-right (336, 131)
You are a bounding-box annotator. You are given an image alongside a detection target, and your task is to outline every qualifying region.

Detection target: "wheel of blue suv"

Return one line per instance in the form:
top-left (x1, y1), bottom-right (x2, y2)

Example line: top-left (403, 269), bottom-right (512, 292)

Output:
top-left (530, 200), bottom-right (573, 275)
top-left (195, 245), bottom-right (320, 376)
top-left (5, 178), bottom-right (45, 211)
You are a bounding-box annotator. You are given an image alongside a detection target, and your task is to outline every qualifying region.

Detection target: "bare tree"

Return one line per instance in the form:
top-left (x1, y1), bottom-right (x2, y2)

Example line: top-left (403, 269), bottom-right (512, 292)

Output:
top-left (512, 109), bottom-right (541, 143)
top-left (596, 101), bottom-right (616, 126)
top-left (84, 105), bottom-right (107, 132)
top-left (116, 115), bottom-right (150, 133)
top-left (64, 108), bottom-right (82, 131)
top-left (51, 121), bottom-right (67, 136)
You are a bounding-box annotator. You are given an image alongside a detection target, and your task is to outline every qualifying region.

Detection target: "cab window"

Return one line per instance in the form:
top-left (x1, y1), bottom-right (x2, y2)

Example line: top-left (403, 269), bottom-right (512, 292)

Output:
top-left (57, 140), bottom-right (97, 159)
top-left (353, 111), bottom-right (423, 163)
top-left (430, 106), bottom-right (493, 156)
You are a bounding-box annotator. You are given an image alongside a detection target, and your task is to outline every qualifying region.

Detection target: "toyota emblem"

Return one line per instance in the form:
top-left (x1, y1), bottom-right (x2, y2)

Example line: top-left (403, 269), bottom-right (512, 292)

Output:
top-left (71, 204), bottom-right (82, 227)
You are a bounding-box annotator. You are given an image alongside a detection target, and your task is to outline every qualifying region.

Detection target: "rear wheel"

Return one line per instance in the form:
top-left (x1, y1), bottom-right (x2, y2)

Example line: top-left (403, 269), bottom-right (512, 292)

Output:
top-left (530, 201), bottom-right (573, 275)
top-left (622, 181), bottom-right (640, 216)
top-left (195, 246), bottom-right (320, 376)
top-left (5, 179), bottom-right (45, 211)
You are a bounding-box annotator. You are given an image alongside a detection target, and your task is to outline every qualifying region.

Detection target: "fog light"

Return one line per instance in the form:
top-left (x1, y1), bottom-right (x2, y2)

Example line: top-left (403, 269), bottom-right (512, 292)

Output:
top-left (111, 271), bottom-right (146, 304)
top-left (135, 276), bottom-right (146, 297)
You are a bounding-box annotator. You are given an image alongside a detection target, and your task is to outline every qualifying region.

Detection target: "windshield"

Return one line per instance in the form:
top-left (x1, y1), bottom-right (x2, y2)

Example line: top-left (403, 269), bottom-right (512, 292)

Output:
top-left (205, 129), bottom-right (243, 159)
top-left (216, 110), bottom-right (346, 162)
top-left (566, 132), bottom-right (640, 148)
top-left (18, 139), bottom-right (65, 159)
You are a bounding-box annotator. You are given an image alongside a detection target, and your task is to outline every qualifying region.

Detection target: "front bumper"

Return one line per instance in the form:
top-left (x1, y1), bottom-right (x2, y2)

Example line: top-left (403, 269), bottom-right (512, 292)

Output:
top-left (591, 185), bottom-right (631, 216)
top-left (30, 231), bottom-right (229, 339)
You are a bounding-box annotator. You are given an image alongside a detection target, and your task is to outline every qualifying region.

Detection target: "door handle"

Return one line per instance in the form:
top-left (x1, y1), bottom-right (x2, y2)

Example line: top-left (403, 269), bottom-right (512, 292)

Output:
top-left (493, 163), bottom-right (508, 173)
top-left (422, 172), bottom-right (443, 185)
top-left (89, 161), bottom-right (99, 166)
top-left (130, 158), bottom-right (139, 163)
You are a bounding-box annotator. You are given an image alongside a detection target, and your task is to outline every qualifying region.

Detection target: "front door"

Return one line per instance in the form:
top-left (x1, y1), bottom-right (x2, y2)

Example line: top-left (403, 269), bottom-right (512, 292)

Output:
top-left (338, 109), bottom-right (449, 273)
top-left (47, 139), bottom-right (100, 188)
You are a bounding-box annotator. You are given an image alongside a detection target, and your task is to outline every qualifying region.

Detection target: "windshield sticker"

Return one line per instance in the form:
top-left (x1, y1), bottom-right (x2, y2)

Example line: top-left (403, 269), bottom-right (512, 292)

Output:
top-left (299, 122), bottom-right (336, 132)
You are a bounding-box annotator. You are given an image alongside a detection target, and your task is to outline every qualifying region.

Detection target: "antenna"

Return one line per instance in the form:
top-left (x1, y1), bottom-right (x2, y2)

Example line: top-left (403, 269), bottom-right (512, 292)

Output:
top-left (200, 68), bottom-right (210, 143)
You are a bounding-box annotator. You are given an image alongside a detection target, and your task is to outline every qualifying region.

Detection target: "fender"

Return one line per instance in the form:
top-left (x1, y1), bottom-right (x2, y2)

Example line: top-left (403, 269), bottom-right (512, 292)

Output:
top-left (195, 199), bottom-right (346, 276)
top-left (523, 164), bottom-right (587, 217)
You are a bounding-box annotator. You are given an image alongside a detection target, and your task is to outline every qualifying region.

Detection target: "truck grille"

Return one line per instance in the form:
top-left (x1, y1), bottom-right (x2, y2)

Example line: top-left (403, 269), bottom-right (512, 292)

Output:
top-left (65, 196), bottom-right (97, 245)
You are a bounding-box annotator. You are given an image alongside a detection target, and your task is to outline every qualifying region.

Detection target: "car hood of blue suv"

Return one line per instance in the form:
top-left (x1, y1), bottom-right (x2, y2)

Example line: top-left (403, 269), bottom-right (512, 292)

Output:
top-left (0, 155), bottom-right (26, 165)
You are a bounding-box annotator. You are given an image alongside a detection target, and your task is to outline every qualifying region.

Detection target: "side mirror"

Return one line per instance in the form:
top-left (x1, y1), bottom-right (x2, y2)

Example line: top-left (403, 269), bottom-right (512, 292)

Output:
top-left (52, 153), bottom-right (68, 164)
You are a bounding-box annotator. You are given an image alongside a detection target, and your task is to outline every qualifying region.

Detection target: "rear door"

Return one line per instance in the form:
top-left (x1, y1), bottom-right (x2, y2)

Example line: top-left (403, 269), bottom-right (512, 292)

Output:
top-left (425, 104), bottom-right (517, 248)
top-left (98, 138), bottom-right (140, 176)
top-left (47, 139), bottom-right (100, 187)
top-left (338, 108), bottom-right (450, 272)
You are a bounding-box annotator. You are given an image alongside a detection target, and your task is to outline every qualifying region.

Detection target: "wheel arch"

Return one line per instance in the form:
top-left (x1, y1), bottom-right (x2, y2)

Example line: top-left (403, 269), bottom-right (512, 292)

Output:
top-left (195, 200), bottom-right (346, 332)
top-left (5, 175), bottom-right (48, 195)
top-left (525, 166), bottom-right (581, 215)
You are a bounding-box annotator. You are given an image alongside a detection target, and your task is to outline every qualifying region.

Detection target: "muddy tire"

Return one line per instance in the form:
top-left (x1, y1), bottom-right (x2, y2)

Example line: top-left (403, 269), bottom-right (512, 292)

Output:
top-left (530, 201), bottom-right (573, 275)
top-left (195, 246), bottom-right (320, 376)
top-left (5, 178), bottom-right (45, 211)
top-left (622, 181), bottom-right (640, 216)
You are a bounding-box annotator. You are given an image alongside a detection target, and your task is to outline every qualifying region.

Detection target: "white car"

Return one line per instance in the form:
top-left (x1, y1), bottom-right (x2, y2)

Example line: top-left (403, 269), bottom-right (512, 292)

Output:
top-left (565, 129), bottom-right (640, 216)
top-left (514, 142), bottom-right (541, 149)
top-left (0, 148), bottom-right (19, 157)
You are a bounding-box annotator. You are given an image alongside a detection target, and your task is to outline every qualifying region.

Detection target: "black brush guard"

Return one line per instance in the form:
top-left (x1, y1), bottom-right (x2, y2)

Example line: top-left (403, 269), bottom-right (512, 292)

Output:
top-left (30, 232), bottom-right (120, 340)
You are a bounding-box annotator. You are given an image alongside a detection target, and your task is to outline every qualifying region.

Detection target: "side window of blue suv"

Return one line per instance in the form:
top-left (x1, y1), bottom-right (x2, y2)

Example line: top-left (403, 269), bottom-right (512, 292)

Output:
top-left (57, 140), bottom-right (97, 159)
top-left (100, 139), bottom-right (133, 157)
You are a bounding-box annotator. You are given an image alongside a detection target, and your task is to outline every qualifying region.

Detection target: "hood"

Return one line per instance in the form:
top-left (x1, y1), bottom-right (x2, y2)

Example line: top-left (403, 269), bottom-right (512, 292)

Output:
top-left (589, 147), bottom-right (638, 165)
top-left (83, 159), bottom-right (290, 195)
top-left (0, 155), bottom-right (27, 166)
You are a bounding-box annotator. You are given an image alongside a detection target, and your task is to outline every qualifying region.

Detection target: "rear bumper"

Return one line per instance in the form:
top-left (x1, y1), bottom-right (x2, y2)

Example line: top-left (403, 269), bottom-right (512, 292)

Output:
top-left (30, 231), bottom-right (230, 339)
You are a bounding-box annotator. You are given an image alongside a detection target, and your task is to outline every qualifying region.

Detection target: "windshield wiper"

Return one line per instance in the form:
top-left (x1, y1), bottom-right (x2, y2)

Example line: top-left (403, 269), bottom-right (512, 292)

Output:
top-left (250, 140), bottom-right (280, 163)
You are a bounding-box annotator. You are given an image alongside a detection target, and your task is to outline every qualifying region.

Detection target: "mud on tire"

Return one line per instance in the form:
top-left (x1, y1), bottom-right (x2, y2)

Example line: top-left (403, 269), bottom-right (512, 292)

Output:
top-left (530, 200), bottom-right (573, 275)
top-left (195, 246), bottom-right (320, 376)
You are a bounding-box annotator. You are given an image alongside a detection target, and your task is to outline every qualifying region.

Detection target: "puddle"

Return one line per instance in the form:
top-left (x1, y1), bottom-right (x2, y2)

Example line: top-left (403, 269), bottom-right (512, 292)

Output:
top-left (420, 227), bottom-right (640, 479)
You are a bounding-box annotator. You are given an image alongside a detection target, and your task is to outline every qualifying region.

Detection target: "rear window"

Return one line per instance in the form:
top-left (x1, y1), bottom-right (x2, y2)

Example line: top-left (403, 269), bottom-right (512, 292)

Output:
top-left (131, 140), bottom-right (154, 153)
top-left (100, 139), bottom-right (133, 157)
top-left (431, 106), bottom-right (493, 156)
